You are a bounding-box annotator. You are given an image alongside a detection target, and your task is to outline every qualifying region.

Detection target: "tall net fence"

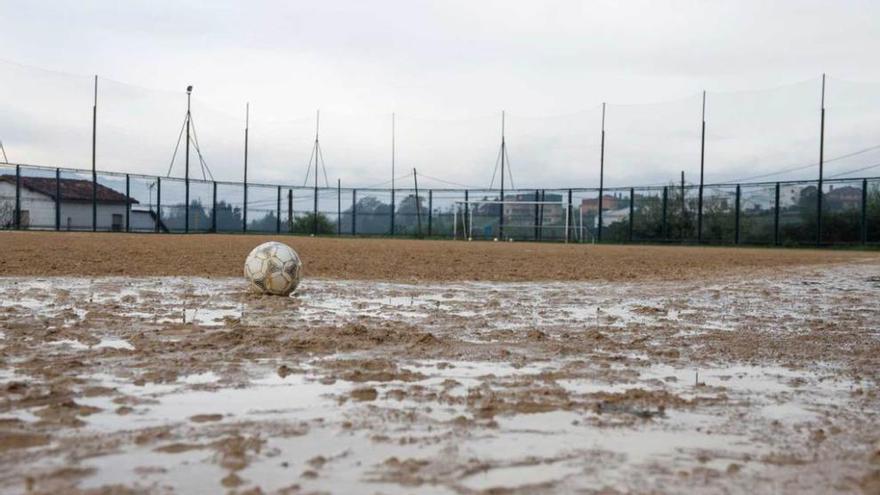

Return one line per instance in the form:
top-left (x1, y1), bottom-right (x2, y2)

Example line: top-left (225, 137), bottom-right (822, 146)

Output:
top-left (2, 60), bottom-right (880, 245)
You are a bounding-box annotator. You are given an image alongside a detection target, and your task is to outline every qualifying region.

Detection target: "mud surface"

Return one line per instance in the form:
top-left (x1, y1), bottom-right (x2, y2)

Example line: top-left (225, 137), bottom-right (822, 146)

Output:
top-left (1, 259), bottom-right (879, 494)
top-left (1, 231), bottom-right (877, 281)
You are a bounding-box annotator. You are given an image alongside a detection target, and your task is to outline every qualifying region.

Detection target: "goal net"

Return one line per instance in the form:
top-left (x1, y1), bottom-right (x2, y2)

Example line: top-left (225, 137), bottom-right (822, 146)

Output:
top-left (453, 199), bottom-right (580, 242)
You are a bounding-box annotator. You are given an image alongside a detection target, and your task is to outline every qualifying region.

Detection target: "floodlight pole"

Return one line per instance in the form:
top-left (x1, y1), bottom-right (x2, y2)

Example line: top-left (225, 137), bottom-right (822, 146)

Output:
top-left (313, 110), bottom-right (320, 236)
top-left (598, 103), bottom-right (606, 243)
top-left (243, 102), bottom-right (249, 232)
top-left (91, 75), bottom-right (98, 232)
top-left (499, 111), bottom-right (505, 240)
top-left (185, 85), bottom-right (192, 233)
top-left (817, 74), bottom-right (826, 246)
top-left (697, 90), bottom-right (706, 243)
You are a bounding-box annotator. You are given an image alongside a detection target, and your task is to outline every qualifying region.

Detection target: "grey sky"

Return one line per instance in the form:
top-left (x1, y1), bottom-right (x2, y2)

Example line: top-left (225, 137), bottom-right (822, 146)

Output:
top-left (2, 0), bottom-right (879, 189)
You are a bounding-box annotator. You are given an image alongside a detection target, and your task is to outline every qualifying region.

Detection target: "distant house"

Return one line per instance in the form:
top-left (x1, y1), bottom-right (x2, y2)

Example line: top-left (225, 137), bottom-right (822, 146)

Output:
top-left (580, 194), bottom-right (623, 216)
top-left (0, 175), bottom-right (155, 230)
top-left (825, 185), bottom-right (862, 210)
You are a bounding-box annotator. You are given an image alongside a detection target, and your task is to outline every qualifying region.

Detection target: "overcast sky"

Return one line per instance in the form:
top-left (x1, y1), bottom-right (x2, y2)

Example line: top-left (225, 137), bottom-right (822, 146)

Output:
top-left (2, 0), bottom-right (879, 190)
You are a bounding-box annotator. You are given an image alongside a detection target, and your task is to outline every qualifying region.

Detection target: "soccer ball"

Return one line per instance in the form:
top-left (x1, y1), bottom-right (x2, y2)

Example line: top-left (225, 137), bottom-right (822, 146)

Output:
top-left (244, 241), bottom-right (303, 296)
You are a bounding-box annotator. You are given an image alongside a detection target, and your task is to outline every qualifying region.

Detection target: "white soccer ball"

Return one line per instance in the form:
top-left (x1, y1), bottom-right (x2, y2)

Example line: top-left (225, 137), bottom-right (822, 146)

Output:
top-left (244, 241), bottom-right (303, 296)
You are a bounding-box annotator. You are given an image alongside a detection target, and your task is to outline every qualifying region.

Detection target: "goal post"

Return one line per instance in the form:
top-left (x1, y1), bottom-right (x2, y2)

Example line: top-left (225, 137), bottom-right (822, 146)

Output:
top-left (453, 199), bottom-right (575, 242)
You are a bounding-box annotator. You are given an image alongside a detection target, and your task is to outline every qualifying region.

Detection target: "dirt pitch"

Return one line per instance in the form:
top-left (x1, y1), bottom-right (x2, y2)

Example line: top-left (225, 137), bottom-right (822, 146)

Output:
top-left (1, 231), bottom-right (880, 494)
top-left (0, 231), bottom-right (876, 280)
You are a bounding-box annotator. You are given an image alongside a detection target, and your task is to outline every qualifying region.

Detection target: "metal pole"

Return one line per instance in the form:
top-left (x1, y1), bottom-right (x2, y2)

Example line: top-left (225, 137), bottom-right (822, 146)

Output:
top-left (243, 103), bottom-right (249, 233)
top-left (287, 189), bottom-right (293, 233)
top-left (276, 185), bottom-right (281, 234)
top-left (14, 165), bottom-right (20, 230)
top-left (212, 181), bottom-right (217, 232)
top-left (464, 190), bottom-right (469, 237)
top-left (539, 189), bottom-right (545, 241)
top-left (681, 171), bottom-right (686, 241)
top-left (817, 74), bottom-right (826, 246)
top-left (734, 184), bottom-right (741, 244)
top-left (337, 179), bottom-right (342, 236)
top-left (428, 190), bottom-right (433, 237)
top-left (628, 187), bottom-right (634, 242)
top-left (55, 168), bottom-right (61, 231)
top-left (124, 174), bottom-right (130, 232)
top-left (184, 85), bottom-right (191, 233)
top-left (92, 75), bottom-right (98, 232)
top-left (568, 189), bottom-right (573, 243)
top-left (598, 103), bottom-right (606, 243)
top-left (313, 111), bottom-right (320, 236)
top-left (774, 182), bottom-right (781, 246)
top-left (351, 189), bottom-right (357, 235)
top-left (499, 111), bottom-right (505, 240)
top-left (698, 90), bottom-right (706, 243)
top-left (413, 168), bottom-right (422, 237)
top-left (662, 186), bottom-right (668, 241)
top-left (156, 177), bottom-right (162, 233)
top-left (391, 113), bottom-right (395, 236)
top-left (861, 178), bottom-right (868, 245)
top-left (534, 189), bottom-right (540, 241)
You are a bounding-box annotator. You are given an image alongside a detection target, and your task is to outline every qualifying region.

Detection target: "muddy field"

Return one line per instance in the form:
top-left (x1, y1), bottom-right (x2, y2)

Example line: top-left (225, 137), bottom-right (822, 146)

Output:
top-left (0, 231), bottom-right (876, 280)
top-left (1, 234), bottom-right (879, 494)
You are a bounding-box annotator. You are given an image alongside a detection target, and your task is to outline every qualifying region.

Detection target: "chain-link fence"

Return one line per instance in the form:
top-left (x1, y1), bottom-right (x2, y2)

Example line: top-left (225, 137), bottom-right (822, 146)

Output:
top-left (2, 162), bottom-right (878, 247)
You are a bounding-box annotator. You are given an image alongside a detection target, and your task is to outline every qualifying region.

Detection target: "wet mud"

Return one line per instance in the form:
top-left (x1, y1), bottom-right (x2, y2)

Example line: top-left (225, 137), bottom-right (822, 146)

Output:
top-left (0, 256), bottom-right (879, 493)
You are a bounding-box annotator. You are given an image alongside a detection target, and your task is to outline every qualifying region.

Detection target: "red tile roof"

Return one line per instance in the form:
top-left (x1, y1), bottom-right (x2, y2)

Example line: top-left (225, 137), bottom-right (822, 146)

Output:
top-left (0, 175), bottom-right (138, 204)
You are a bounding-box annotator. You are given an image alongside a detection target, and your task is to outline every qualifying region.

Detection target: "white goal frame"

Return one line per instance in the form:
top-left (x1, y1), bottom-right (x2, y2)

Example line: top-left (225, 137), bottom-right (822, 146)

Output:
top-left (453, 200), bottom-right (570, 242)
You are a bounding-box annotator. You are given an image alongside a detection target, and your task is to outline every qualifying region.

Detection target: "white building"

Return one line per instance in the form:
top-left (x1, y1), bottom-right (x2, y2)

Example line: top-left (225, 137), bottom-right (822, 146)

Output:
top-left (0, 175), bottom-right (155, 230)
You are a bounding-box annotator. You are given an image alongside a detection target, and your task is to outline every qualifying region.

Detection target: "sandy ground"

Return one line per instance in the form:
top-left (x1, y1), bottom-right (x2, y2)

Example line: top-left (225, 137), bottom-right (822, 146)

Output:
top-left (1, 233), bottom-right (879, 494)
top-left (1, 231), bottom-right (877, 280)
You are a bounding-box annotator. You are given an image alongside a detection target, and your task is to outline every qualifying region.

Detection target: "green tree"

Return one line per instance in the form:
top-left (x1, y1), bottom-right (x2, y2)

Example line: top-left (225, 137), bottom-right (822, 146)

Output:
top-left (291, 212), bottom-right (335, 235)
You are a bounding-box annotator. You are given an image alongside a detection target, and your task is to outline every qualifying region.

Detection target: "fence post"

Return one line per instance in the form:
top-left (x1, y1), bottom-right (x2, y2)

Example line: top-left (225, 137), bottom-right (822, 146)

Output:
top-left (124, 174), bottom-right (130, 233)
top-left (464, 190), bottom-right (469, 237)
top-left (337, 180), bottom-right (341, 236)
top-left (567, 189), bottom-right (573, 243)
top-left (13, 165), bottom-right (20, 230)
top-left (211, 182), bottom-right (217, 233)
top-left (243, 183), bottom-right (248, 233)
top-left (276, 186), bottom-right (281, 234)
top-left (539, 190), bottom-right (545, 241)
top-left (533, 189), bottom-right (540, 241)
top-left (774, 182), bottom-right (780, 246)
top-left (184, 178), bottom-right (189, 234)
top-left (155, 177), bottom-right (161, 233)
top-left (628, 187), bottom-right (635, 242)
top-left (816, 180), bottom-right (823, 246)
top-left (55, 168), bottom-right (61, 231)
top-left (313, 187), bottom-right (319, 236)
top-left (391, 187), bottom-right (395, 236)
top-left (287, 189), bottom-right (293, 233)
top-left (428, 190), bottom-right (433, 237)
top-left (861, 178), bottom-right (868, 245)
top-left (734, 184), bottom-right (741, 244)
top-left (662, 186), bottom-right (668, 241)
top-left (351, 189), bottom-right (357, 235)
